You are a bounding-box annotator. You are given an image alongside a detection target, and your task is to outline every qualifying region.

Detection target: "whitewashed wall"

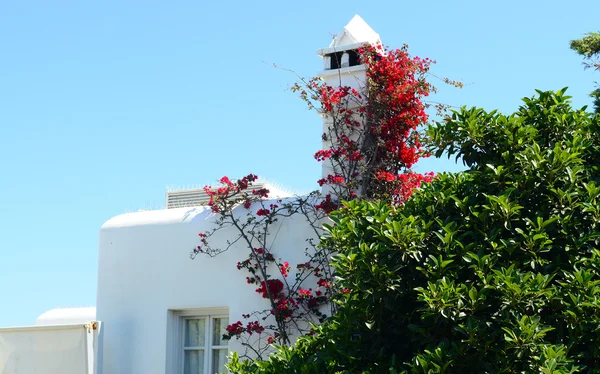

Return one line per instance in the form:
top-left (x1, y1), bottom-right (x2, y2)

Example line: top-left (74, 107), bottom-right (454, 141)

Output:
top-left (97, 15), bottom-right (382, 374)
top-left (96, 202), bottom-right (318, 374)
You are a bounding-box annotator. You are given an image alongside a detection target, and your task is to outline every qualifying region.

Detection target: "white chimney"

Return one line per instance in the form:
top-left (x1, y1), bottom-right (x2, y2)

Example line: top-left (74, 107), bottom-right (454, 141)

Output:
top-left (315, 15), bottom-right (381, 196)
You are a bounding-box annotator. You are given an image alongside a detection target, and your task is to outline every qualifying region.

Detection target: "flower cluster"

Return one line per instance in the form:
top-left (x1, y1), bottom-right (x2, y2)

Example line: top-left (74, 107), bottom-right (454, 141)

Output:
top-left (372, 171), bottom-right (435, 204)
top-left (255, 279), bottom-right (284, 299)
top-left (317, 174), bottom-right (345, 187)
top-left (203, 173), bottom-right (259, 213)
top-left (226, 321), bottom-right (244, 336)
top-left (224, 320), bottom-right (266, 340)
top-left (297, 43), bottom-right (436, 204)
top-left (256, 208), bottom-right (270, 216)
top-left (279, 262), bottom-right (290, 277)
top-left (274, 297), bottom-right (297, 318)
top-left (395, 171), bottom-right (435, 203)
top-left (315, 194), bottom-right (338, 214)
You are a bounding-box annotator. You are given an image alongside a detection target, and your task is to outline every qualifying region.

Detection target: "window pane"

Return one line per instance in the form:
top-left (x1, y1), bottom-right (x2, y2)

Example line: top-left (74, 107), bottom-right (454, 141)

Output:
top-left (184, 350), bottom-right (204, 374)
top-left (212, 317), bottom-right (228, 346)
top-left (185, 319), bottom-right (206, 347)
top-left (212, 349), bottom-right (228, 374)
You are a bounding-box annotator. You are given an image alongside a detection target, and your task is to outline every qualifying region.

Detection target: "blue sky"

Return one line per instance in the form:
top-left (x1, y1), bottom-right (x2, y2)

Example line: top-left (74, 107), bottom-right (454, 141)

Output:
top-left (0, 0), bottom-right (598, 326)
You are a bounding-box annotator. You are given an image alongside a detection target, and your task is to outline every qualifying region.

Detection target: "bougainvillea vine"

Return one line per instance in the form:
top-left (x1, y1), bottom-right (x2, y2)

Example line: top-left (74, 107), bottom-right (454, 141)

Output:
top-left (191, 42), bottom-right (458, 360)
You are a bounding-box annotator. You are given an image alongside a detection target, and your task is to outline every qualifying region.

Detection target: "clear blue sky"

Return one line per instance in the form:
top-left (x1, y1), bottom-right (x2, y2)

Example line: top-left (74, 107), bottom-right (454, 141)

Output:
top-left (0, 0), bottom-right (597, 327)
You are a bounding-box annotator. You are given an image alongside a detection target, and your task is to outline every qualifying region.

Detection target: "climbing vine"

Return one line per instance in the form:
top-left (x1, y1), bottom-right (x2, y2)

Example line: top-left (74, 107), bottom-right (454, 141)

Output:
top-left (191, 42), bottom-right (457, 360)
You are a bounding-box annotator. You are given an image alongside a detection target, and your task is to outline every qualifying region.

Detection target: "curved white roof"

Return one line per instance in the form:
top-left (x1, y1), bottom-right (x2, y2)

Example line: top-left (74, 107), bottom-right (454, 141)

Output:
top-left (102, 182), bottom-right (295, 230)
top-left (36, 307), bottom-right (97, 326)
top-left (101, 205), bottom-right (213, 230)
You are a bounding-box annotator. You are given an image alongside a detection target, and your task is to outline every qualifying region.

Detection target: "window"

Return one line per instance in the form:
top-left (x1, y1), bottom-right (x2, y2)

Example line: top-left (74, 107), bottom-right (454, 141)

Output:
top-left (170, 309), bottom-right (229, 374)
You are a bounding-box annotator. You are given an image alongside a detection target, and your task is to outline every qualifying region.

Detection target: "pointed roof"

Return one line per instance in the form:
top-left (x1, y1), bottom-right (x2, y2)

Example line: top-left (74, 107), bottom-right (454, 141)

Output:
top-left (330, 15), bottom-right (380, 48)
top-left (317, 15), bottom-right (381, 56)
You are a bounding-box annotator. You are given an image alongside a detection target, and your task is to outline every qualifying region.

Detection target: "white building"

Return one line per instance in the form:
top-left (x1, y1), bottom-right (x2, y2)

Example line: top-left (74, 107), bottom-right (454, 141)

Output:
top-left (0, 15), bottom-right (378, 374)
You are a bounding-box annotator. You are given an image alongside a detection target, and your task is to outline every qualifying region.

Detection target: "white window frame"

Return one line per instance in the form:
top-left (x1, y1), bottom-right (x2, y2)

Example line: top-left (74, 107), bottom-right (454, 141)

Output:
top-left (167, 308), bottom-right (229, 374)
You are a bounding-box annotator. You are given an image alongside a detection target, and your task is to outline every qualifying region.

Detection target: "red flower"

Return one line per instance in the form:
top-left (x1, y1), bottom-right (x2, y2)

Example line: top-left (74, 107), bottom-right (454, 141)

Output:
top-left (375, 171), bottom-right (396, 182)
top-left (317, 174), bottom-right (346, 187)
top-left (255, 279), bottom-right (284, 299)
top-left (245, 321), bottom-right (265, 335)
top-left (219, 176), bottom-right (233, 186)
top-left (315, 194), bottom-right (338, 214)
top-left (279, 262), bottom-right (290, 277)
top-left (317, 278), bottom-right (331, 289)
top-left (256, 208), bottom-right (270, 216)
top-left (226, 321), bottom-right (244, 337)
top-left (252, 188), bottom-right (270, 198)
top-left (314, 149), bottom-right (333, 161)
top-left (273, 297), bottom-right (296, 318)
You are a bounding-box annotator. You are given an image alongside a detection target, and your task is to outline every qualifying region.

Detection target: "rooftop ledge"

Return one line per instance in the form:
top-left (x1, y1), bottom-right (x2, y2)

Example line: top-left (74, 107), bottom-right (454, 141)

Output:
top-left (316, 42), bottom-right (366, 56)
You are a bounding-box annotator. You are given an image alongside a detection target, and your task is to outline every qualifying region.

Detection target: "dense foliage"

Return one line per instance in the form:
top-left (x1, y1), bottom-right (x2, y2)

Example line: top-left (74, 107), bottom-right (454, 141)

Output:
top-left (570, 32), bottom-right (600, 113)
top-left (227, 89), bottom-right (600, 373)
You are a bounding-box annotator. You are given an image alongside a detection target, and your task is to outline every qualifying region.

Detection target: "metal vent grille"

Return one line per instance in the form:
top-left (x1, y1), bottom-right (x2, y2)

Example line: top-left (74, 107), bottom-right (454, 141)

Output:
top-left (166, 183), bottom-right (266, 209)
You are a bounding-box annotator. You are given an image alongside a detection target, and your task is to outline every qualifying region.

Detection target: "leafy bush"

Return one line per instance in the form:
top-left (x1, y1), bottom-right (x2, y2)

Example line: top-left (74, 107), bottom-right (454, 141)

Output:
top-left (227, 89), bottom-right (600, 373)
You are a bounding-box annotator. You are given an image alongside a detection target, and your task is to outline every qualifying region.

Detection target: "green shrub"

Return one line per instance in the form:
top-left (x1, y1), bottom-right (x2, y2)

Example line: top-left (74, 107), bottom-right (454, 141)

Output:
top-left (227, 89), bottom-right (600, 373)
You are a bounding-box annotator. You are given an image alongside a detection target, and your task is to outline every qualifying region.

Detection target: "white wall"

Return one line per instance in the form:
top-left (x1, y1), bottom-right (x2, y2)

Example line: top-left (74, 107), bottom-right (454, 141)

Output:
top-left (96, 202), bottom-right (318, 374)
top-left (0, 323), bottom-right (99, 374)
